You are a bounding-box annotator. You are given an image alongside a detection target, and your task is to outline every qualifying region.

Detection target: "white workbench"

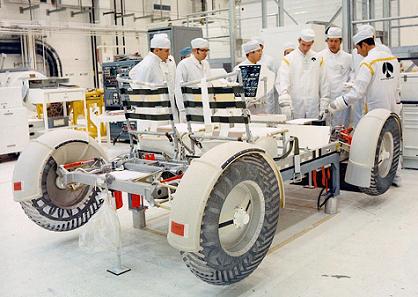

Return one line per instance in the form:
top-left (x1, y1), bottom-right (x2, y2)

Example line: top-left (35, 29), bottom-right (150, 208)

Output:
top-left (90, 110), bottom-right (127, 144)
top-left (28, 87), bottom-right (87, 132)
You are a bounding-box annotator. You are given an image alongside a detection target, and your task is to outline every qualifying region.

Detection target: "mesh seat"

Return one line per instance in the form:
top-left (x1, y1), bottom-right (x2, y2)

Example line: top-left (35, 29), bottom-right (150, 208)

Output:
top-left (120, 86), bottom-right (180, 157)
top-left (181, 85), bottom-right (252, 140)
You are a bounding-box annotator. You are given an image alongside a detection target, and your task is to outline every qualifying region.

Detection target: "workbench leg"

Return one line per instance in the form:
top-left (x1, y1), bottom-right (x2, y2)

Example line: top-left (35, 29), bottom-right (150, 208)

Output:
top-left (106, 122), bottom-right (111, 144)
top-left (97, 120), bottom-right (102, 144)
top-left (83, 95), bottom-right (88, 133)
top-left (43, 103), bottom-right (49, 131)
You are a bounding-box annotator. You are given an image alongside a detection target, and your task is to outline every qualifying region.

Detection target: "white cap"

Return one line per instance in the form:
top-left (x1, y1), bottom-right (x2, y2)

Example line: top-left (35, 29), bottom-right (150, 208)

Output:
top-left (253, 37), bottom-right (264, 46)
top-left (283, 41), bottom-right (295, 50)
top-left (150, 36), bottom-right (171, 49)
top-left (191, 38), bottom-right (209, 49)
top-left (327, 27), bottom-right (342, 39)
top-left (358, 24), bottom-right (375, 35)
top-left (300, 29), bottom-right (315, 42)
top-left (242, 40), bottom-right (261, 54)
top-left (352, 29), bottom-right (374, 45)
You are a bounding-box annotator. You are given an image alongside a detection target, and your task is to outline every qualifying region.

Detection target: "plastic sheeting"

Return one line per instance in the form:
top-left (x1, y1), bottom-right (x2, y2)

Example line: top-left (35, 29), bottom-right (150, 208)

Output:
top-left (79, 190), bottom-right (121, 253)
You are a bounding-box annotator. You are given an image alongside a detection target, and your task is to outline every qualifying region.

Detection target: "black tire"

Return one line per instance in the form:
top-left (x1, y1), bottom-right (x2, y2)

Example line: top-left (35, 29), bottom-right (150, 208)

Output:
top-left (20, 141), bottom-right (104, 232)
top-left (182, 154), bottom-right (280, 285)
top-left (360, 116), bottom-right (401, 196)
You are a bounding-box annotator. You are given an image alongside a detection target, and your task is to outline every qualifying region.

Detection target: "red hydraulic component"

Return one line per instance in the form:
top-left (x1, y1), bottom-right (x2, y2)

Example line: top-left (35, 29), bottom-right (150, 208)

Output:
top-left (321, 167), bottom-right (331, 191)
top-left (312, 171), bottom-right (318, 188)
top-left (161, 174), bottom-right (183, 183)
top-left (130, 194), bottom-right (142, 208)
top-left (339, 127), bottom-right (353, 145)
top-left (144, 153), bottom-right (156, 160)
top-left (113, 191), bottom-right (123, 209)
top-left (63, 159), bottom-right (95, 170)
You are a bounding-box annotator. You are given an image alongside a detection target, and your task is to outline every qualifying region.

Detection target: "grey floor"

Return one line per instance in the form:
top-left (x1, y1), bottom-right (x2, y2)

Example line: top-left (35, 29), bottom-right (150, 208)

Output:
top-left (1, 149), bottom-right (418, 297)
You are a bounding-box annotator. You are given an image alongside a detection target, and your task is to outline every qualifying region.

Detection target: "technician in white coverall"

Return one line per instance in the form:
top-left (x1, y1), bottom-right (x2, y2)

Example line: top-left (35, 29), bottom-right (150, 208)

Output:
top-left (351, 25), bottom-right (393, 126)
top-left (318, 27), bottom-right (353, 126)
top-left (129, 35), bottom-right (180, 122)
top-left (327, 29), bottom-right (401, 186)
top-left (234, 40), bottom-right (263, 69)
top-left (254, 37), bottom-right (278, 73)
top-left (283, 42), bottom-right (295, 56)
top-left (253, 37), bottom-right (279, 114)
top-left (152, 33), bottom-right (177, 76)
top-left (175, 38), bottom-right (211, 122)
top-left (278, 29), bottom-right (330, 120)
top-left (274, 42), bottom-right (294, 115)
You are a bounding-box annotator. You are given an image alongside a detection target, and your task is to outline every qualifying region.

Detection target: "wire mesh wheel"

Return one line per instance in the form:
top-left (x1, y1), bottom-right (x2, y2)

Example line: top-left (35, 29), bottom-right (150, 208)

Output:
top-left (360, 116), bottom-right (401, 196)
top-left (182, 153), bottom-right (281, 285)
top-left (20, 140), bottom-right (104, 232)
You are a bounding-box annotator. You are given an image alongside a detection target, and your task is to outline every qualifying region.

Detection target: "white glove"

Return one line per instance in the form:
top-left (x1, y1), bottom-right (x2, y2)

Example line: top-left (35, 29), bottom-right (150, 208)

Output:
top-left (328, 96), bottom-right (348, 114)
top-left (319, 97), bottom-right (330, 114)
top-left (281, 105), bottom-right (293, 121)
top-left (318, 110), bottom-right (328, 121)
top-left (279, 94), bottom-right (293, 120)
top-left (343, 81), bottom-right (354, 92)
top-left (278, 93), bottom-right (292, 108)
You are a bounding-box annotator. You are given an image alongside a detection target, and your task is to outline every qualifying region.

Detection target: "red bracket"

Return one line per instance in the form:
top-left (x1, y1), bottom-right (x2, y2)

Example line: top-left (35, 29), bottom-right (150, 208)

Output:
top-left (339, 127), bottom-right (353, 145)
top-left (113, 191), bottom-right (123, 209)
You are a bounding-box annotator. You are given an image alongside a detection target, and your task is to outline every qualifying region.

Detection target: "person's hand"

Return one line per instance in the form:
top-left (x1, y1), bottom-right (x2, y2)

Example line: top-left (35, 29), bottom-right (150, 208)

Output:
top-left (343, 81), bottom-right (354, 92)
top-left (281, 105), bottom-right (293, 121)
top-left (279, 94), bottom-right (293, 120)
top-left (328, 96), bottom-right (348, 114)
top-left (319, 97), bottom-right (330, 114)
top-left (318, 109), bottom-right (328, 120)
top-left (278, 93), bottom-right (292, 108)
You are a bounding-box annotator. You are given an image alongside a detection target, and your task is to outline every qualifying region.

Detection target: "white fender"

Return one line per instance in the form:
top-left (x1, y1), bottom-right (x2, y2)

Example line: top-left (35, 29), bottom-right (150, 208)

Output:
top-left (345, 109), bottom-right (400, 187)
top-left (12, 129), bottom-right (107, 203)
top-left (167, 141), bottom-right (284, 252)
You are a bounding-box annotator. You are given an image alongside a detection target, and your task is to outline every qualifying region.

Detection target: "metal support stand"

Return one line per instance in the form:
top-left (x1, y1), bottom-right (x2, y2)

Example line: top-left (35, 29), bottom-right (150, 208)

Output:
top-left (132, 207), bottom-right (147, 229)
top-left (325, 157), bottom-right (341, 215)
top-left (325, 197), bottom-right (338, 214)
top-left (106, 188), bottom-right (130, 276)
top-left (107, 246), bottom-right (131, 276)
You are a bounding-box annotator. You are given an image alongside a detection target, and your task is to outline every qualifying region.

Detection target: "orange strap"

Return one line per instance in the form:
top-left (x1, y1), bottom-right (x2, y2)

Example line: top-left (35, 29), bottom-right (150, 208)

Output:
top-left (321, 167), bottom-right (332, 191)
top-left (312, 170), bottom-right (318, 188)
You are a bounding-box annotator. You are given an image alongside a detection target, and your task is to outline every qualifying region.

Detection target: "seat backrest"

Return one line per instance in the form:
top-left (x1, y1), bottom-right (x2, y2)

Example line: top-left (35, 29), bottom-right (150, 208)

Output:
top-left (181, 85), bottom-right (250, 128)
top-left (121, 87), bottom-right (174, 124)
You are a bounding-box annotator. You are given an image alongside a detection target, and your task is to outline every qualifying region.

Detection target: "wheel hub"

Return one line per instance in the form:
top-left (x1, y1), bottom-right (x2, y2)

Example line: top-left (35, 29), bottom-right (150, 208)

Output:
top-left (377, 132), bottom-right (394, 177)
top-left (233, 207), bottom-right (250, 228)
top-left (55, 176), bottom-right (66, 190)
top-left (218, 180), bottom-right (265, 257)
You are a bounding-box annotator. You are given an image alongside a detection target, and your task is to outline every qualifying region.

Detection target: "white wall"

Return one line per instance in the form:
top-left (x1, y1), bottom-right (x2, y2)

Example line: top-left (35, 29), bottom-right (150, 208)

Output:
top-left (238, 0), bottom-right (342, 41)
top-left (399, 0), bottom-right (418, 46)
top-left (0, 1), bottom-right (94, 87)
top-left (1, 0), bottom-right (417, 88)
top-left (0, 0), bottom-right (197, 87)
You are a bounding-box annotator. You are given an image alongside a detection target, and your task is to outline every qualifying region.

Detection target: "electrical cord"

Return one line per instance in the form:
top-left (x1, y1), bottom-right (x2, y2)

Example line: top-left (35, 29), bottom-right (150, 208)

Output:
top-left (317, 188), bottom-right (333, 210)
top-left (316, 167), bottom-right (335, 210)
